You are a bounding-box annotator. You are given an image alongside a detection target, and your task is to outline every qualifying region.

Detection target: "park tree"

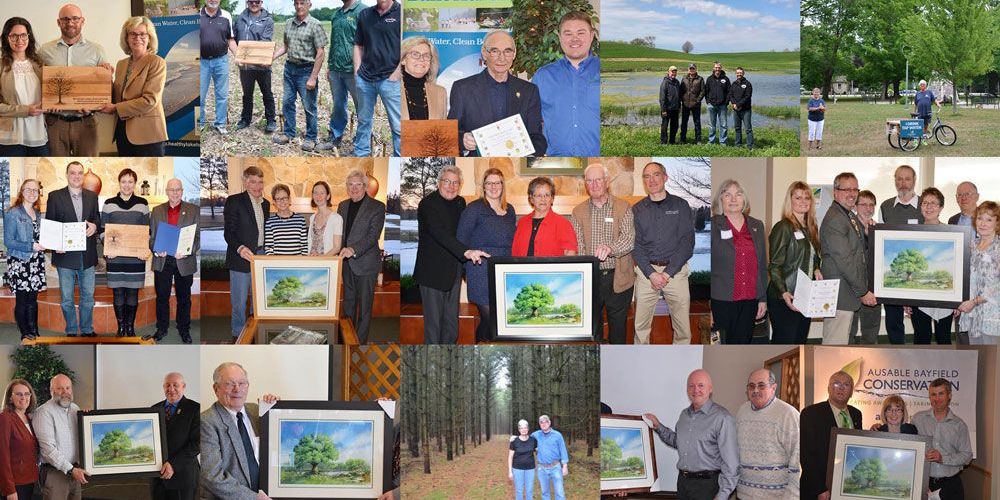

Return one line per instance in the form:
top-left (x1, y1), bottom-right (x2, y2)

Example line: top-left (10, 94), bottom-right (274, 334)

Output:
top-left (200, 156), bottom-right (228, 219)
top-left (98, 430), bottom-right (132, 459)
top-left (400, 157), bottom-right (454, 211)
top-left (801, 0), bottom-right (864, 98)
top-left (513, 283), bottom-right (555, 317)
top-left (852, 0), bottom-right (921, 99)
top-left (600, 437), bottom-right (622, 469)
top-left (509, 0), bottom-right (598, 76)
top-left (293, 434), bottom-right (339, 474)
top-left (890, 248), bottom-right (928, 281)
top-left (850, 457), bottom-right (887, 488)
top-left (343, 458), bottom-right (370, 472)
top-left (681, 41), bottom-right (693, 54)
top-left (271, 276), bottom-right (305, 303)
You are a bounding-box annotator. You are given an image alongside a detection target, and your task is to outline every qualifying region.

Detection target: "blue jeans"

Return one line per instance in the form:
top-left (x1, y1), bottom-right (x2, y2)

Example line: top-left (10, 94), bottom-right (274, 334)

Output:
top-left (513, 468), bottom-right (534, 500)
top-left (200, 56), bottom-right (229, 127)
top-left (353, 75), bottom-right (401, 156)
top-left (230, 270), bottom-right (252, 337)
top-left (536, 465), bottom-right (565, 500)
top-left (282, 62), bottom-right (319, 141)
top-left (0, 143), bottom-right (49, 156)
top-left (707, 103), bottom-right (728, 144)
top-left (328, 70), bottom-right (359, 141)
top-left (734, 108), bottom-right (754, 148)
top-left (57, 266), bottom-right (95, 335)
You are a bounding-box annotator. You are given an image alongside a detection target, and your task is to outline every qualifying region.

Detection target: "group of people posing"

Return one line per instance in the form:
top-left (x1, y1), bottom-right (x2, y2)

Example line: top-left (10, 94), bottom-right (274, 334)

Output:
top-left (0, 4), bottom-right (169, 156)
top-left (3, 162), bottom-right (198, 343)
top-left (659, 62), bottom-right (755, 150)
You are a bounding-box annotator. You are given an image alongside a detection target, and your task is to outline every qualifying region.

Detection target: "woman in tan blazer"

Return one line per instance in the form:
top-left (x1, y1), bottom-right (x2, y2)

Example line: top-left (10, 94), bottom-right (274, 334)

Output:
top-left (99, 16), bottom-right (167, 156)
top-left (0, 18), bottom-right (47, 156)
top-left (400, 36), bottom-right (447, 120)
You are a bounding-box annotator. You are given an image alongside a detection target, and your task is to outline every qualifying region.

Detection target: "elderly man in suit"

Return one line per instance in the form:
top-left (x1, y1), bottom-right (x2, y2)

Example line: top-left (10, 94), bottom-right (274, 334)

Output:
top-left (800, 371), bottom-right (862, 500)
top-left (819, 172), bottom-right (877, 345)
top-left (447, 30), bottom-right (546, 157)
top-left (146, 179), bottom-right (199, 344)
top-left (224, 167), bottom-right (269, 341)
top-left (201, 362), bottom-right (278, 500)
top-left (45, 161), bottom-right (101, 337)
top-left (151, 372), bottom-right (200, 500)
top-left (337, 169), bottom-right (386, 343)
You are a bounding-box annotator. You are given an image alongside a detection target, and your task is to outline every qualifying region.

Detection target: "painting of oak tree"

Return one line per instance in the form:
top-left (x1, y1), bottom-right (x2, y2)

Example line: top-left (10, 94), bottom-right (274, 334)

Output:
top-left (600, 427), bottom-right (647, 479)
top-left (841, 445), bottom-right (915, 499)
top-left (91, 421), bottom-right (156, 466)
top-left (264, 268), bottom-right (330, 308)
top-left (279, 420), bottom-right (374, 486)
top-left (882, 240), bottom-right (955, 290)
top-left (504, 272), bottom-right (584, 326)
top-left (401, 346), bottom-right (600, 498)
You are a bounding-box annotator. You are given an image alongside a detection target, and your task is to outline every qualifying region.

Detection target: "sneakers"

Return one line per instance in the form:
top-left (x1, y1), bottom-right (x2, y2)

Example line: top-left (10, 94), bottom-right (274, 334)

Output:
top-left (235, 120), bottom-right (250, 131)
top-left (273, 134), bottom-right (291, 145)
top-left (264, 121), bottom-right (277, 133)
top-left (214, 125), bottom-right (228, 135)
top-left (301, 140), bottom-right (316, 152)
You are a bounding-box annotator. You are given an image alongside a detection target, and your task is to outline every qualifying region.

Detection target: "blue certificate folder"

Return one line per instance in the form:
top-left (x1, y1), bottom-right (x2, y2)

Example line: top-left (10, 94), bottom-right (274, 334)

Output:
top-left (153, 222), bottom-right (181, 254)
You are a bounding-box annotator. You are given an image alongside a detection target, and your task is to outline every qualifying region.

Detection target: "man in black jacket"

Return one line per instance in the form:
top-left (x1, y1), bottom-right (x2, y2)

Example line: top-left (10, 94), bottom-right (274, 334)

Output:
top-left (223, 166), bottom-right (269, 340)
top-left (800, 370), bottom-right (863, 500)
top-left (658, 65), bottom-right (681, 144)
top-left (704, 62), bottom-right (730, 145)
top-left (679, 63), bottom-right (704, 144)
top-left (414, 166), bottom-right (489, 343)
top-left (45, 161), bottom-right (101, 337)
top-left (151, 372), bottom-right (199, 500)
top-left (728, 67), bottom-right (754, 150)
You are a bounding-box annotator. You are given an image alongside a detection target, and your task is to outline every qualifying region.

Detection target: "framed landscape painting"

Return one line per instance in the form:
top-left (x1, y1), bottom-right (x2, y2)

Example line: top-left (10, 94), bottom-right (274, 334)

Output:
top-left (78, 408), bottom-right (167, 477)
top-left (869, 224), bottom-right (972, 308)
top-left (260, 401), bottom-right (393, 499)
top-left (600, 414), bottom-right (657, 494)
top-left (827, 429), bottom-right (932, 500)
top-left (251, 256), bottom-right (341, 320)
top-left (487, 256), bottom-right (599, 342)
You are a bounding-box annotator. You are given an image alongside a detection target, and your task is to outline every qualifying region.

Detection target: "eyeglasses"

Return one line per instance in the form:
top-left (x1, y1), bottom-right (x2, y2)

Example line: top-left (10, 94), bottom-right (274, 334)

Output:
top-left (407, 52), bottom-right (432, 62)
top-left (220, 381), bottom-right (249, 390)
top-left (58, 16), bottom-right (83, 24)
top-left (886, 407), bottom-right (903, 414)
top-left (746, 383), bottom-right (771, 391)
top-left (166, 188), bottom-right (182, 193)
top-left (128, 32), bottom-right (149, 39)
top-left (274, 196), bottom-right (289, 202)
top-left (920, 201), bottom-right (940, 207)
top-left (584, 178), bottom-right (606, 185)
top-left (11, 391), bottom-right (31, 397)
top-left (347, 182), bottom-right (365, 188)
top-left (7, 34), bottom-right (29, 42)
top-left (485, 47), bottom-right (515, 59)
top-left (22, 188), bottom-right (39, 194)
top-left (440, 179), bottom-right (460, 187)
top-left (532, 193), bottom-right (553, 200)
top-left (831, 382), bottom-right (852, 389)
top-left (835, 188), bottom-right (859, 193)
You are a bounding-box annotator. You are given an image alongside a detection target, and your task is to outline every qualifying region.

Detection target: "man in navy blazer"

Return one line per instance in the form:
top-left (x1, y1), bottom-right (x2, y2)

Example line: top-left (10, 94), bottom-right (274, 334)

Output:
top-left (223, 167), bottom-right (270, 341)
top-left (44, 161), bottom-right (101, 337)
top-left (800, 370), bottom-right (863, 500)
top-left (151, 372), bottom-right (200, 500)
top-left (447, 30), bottom-right (546, 157)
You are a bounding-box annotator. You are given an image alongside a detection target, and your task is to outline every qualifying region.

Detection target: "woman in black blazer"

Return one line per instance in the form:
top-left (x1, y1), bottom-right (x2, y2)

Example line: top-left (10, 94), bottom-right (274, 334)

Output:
top-left (875, 395), bottom-right (918, 434)
top-left (710, 179), bottom-right (767, 344)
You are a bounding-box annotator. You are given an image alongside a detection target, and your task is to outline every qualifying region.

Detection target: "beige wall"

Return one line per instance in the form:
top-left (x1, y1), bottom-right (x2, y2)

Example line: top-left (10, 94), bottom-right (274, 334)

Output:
top-left (702, 345), bottom-right (799, 414)
top-left (710, 158), bottom-right (768, 219)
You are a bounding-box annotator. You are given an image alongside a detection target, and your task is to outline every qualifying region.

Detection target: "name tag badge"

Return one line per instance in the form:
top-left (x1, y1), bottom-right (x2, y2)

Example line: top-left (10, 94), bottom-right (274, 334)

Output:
top-left (604, 217), bottom-right (614, 223)
top-left (720, 229), bottom-right (733, 240)
top-left (908, 219), bottom-right (919, 224)
top-left (793, 230), bottom-right (805, 240)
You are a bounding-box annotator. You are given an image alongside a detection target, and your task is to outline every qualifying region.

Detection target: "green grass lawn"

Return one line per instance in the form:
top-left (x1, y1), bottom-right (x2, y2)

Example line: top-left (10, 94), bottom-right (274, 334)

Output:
top-left (280, 469), bottom-right (370, 486)
top-left (601, 124), bottom-right (800, 157)
top-left (600, 42), bottom-right (800, 74)
top-left (800, 101), bottom-right (1000, 156)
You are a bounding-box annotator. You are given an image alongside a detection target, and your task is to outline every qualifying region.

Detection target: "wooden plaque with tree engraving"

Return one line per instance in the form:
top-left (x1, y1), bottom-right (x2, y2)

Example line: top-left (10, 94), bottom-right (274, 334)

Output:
top-left (41, 66), bottom-right (112, 111)
top-left (235, 40), bottom-right (276, 66)
top-left (401, 119), bottom-right (460, 157)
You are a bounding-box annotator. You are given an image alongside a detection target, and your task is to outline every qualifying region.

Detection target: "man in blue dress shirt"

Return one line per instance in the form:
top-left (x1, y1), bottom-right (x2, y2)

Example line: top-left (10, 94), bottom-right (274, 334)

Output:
top-left (531, 11), bottom-right (600, 156)
top-left (531, 415), bottom-right (569, 500)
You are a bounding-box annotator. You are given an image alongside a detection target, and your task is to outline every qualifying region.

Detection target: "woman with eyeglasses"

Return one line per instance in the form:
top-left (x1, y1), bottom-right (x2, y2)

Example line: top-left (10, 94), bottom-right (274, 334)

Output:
top-left (264, 184), bottom-right (308, 255)
top-left (910, 187), bottom-right (953, 344)
top-left (98, 16), bottom-right (168, 156)
top-left (511, 177), bottom-right (577, 257)
top-left (3, 179), bottom-right (46, 340)
top-left (400, 36), bottom-right (447, 120)
top-left (0, 379), bottom-right (39, 500)
top-left (873, 395), bottom-right (917, 434)
top-left (0, 18), bottom-right (47, 156)
top-left (102, 168), bottom-right (150, 337)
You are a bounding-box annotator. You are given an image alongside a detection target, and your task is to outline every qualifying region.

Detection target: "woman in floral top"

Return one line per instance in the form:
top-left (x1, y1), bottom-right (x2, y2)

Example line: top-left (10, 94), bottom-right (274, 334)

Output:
top-left (957, 201), bottom-right (1000, 345)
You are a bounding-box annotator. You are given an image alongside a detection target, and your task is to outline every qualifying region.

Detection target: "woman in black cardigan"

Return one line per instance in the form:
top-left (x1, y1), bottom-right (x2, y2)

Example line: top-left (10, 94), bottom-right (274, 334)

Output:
top-left (875, 395), bottom-right (918, 434)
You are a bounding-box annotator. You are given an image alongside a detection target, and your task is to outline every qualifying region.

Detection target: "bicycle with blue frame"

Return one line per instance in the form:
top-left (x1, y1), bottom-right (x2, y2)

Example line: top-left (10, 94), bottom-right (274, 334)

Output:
top-left (893, 112), bottom-right (958, 151)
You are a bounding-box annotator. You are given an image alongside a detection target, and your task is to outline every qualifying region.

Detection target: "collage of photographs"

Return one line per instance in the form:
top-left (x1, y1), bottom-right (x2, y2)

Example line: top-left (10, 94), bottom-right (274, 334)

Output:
top-left (0, 0), bottom-right (997, 499)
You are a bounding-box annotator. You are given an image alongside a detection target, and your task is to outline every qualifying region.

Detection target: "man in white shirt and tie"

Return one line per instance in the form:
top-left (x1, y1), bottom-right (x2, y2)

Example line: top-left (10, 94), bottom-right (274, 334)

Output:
top-left (33, 374), bottom-right (88, 500)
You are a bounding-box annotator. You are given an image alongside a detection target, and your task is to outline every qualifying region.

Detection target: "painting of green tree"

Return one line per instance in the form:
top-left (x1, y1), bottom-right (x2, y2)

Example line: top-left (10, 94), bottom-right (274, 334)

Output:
top-left (503, 272), bottom-right (584, 326)
top-left (279, 420), bottom-right (374, 487)
top-left (841, 445), bottom-right (915, 499)
top-left (600, 427), bottom-right (647, 480)
top-left (264, 268), bottom-right (330, 308)
top-left (91, 420), bottom-right (156, 467)
top-left (882, 240), bottom-right (955, 290)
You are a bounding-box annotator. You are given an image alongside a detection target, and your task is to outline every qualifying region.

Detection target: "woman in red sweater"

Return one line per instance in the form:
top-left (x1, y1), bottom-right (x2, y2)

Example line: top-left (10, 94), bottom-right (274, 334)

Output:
top-left (512, 177), bottom-right (578, 257)
top-left (0, 379), bottom-right (38, 500)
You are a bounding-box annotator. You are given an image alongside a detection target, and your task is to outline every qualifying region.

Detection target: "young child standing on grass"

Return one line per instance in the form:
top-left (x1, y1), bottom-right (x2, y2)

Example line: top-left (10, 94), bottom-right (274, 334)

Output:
top-left (807, 87), bottom-right (826, 149)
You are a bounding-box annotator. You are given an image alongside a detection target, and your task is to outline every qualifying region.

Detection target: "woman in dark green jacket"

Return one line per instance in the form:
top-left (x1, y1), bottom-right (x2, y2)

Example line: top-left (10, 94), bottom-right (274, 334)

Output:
top-left (767, 181), bottom-right (823, 343)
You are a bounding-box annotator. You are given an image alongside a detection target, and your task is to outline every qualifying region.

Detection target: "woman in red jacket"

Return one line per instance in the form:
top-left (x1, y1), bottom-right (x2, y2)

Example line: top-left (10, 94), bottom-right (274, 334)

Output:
top-left (512, 177), bottom-right (578, 257)
top-left (0, 379), bottom-right (38, 500)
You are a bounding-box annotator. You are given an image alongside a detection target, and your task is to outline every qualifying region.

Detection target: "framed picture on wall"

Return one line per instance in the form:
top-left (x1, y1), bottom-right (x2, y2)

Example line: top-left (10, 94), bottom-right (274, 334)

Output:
top-left (600, 414), bottom-right (657, 494)
top-left (826, 429), bottom-right (932, 500)
top-left (260, 401), bottom-right (394, 499)
top-left (487, 256), bottom-right (599, 342)
top-left (868, 224), bottom-right (972, 308)
top-left (251, 256), bottom-right (342, 320)
top-left (78, 408), bottom-right (167, 477)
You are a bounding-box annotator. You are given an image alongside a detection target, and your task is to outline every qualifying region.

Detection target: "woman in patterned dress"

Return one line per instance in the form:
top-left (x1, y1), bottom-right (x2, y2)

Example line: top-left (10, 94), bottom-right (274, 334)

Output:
top-left (306, 181), bottom-right (343, 255)
top-left (957, 201), bottom-right (1000, 345)
top-left (102, 168), bottom-right (150, 336)
top-left (3, 179), bottom-right (46, 340)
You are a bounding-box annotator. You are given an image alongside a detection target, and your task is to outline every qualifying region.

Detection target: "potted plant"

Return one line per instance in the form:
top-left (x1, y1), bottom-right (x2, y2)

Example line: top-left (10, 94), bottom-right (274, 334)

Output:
top-left (10, 345), bottom-right (76, 404)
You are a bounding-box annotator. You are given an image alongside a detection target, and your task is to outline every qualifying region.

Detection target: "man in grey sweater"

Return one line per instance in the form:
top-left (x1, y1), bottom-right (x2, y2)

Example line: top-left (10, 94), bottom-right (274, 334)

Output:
top-left (878, 164), bottom-right (923, 344)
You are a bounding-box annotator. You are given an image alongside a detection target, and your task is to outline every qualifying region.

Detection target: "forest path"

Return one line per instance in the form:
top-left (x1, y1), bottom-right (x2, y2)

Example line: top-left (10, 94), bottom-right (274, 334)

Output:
top-left (402, 437), bottom-right (599, 499)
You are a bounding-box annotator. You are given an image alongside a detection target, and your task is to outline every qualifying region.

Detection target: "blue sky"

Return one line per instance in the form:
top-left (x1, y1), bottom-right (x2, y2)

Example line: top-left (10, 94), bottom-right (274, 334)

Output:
top-left (264, 268), bottom-right (330, 297)
top-left (279, 419), bottom-right (374, 466)
top-left (503, 272), bottom-right (584, 309)
top-left (91, 420), bottom-right (155, 449)
top-left (601, 0), bottom-right (799, 52)
top-left (844, 445), bottom-right (916, 480)
top-left (602, 427), bottom-right (645, 461)
top-left (883, 240), bottom-right (956, 273)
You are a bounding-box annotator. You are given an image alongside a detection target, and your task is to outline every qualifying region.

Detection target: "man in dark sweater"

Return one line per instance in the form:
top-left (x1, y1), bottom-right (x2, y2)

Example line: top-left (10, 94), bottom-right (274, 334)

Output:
top-left (879, 165), bottom-right (923, 344)
top-left (659, 66), bottom-right (681, 144)
top-left (704, 62), bottom-right (730, 145)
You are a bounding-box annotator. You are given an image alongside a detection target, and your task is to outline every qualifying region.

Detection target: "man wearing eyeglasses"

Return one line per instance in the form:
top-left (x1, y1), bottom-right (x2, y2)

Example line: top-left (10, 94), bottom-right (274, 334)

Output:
top-left (948, 181), bottom-right (978, 345)
top-left (819, 172), bottom-right (876, 344)
top-left (146, 179), bottom-right (199, 344)
top-left (735, 368), bottom-right (800, 499)
top-left (272, 0), bottom-right (328, 151)
top-left (448, 30), bottom-right (546, 157)
top-left (351, 0), bottom-right (401, 156)
top-left (878, 165), bottom-right (923, 344)
top-left (800, 371), bottom-right (861, 500)
top-left (38, 4), bottom-right (113, 156)
top-left (233, 0), bottom-right (277, 134)
top-left (317, 0), bottom-right (364, 151)
top-left (201, 363), bottom-right (279, 500)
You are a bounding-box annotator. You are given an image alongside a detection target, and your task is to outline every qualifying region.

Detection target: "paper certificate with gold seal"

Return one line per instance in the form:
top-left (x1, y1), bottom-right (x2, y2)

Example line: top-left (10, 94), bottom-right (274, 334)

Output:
top-left (792, 270), bottom-right (840, 318)
top-left (471, 114), bottom-right (535, 157)
top-left (40, 219), bottom-right (87, 252)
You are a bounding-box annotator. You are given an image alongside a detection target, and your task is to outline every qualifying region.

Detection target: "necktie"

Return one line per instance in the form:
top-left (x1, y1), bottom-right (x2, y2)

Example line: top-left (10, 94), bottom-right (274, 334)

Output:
top-left (165, 404), bottom-right (176, 420)
top-left (839, 409), bottom-right (853, 429)
top-left (236, 412), bottom-right (260, 492)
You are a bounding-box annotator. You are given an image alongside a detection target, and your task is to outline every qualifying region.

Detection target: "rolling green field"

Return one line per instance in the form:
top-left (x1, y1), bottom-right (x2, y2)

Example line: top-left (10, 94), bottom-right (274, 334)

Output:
top-left (601, 466), bottom-right (645, 479)
top-left (601, 125), bottom-right (799, 157)
top-left (94, 448), bottom-right (155, 466)
top-left (601, 42), bottom-right (800, 74)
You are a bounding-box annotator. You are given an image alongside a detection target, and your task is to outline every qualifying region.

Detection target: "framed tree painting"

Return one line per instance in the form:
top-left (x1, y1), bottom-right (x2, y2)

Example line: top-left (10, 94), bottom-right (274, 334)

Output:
top-left (487, 256), bottom-right (599, 342)
top-left (78, 408), bottom-right (167, 477)
top-left (600, 414), bottom-right (658, 494)
top-left (251, 255), bottom-right (342, 320)
top-left (260, 401), bottom-right (394, 499)
top-left (868, 224), bottom-right (972, 308)
top-left (826, 429), bottom-right (932, 500)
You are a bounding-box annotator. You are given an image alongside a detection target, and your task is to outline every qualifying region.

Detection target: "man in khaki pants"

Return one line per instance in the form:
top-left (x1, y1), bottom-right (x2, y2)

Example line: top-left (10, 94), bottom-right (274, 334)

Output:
top-left (631, 162), bottom-right (695, 344)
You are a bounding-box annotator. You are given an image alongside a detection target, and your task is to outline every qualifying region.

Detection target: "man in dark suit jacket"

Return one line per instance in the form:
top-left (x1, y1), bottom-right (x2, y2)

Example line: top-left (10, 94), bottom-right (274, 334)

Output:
top-left (800, 370), bottom-right (863, 500)
top-left (414, 167), bottom-right (489, 343)
top-left (152, 372), bottom-right (200, 500)
top-left (447, 30), bottom-right (546, 157)
top-left (337, 170), bottom-right (386, 343)
top-left (45, 161), bottom-right (102, 336)
top-left (223, 167), bottom-right (269, 340)
top-left (147, 179), bottom-right (200, 344)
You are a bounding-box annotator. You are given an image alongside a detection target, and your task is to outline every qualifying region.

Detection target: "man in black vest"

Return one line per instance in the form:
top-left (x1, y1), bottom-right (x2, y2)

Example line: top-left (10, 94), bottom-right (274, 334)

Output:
top-left (223, 167), bottom-right (269, 341)
top-left (150, 372), bottom-right (199, 500)
top-left (879, 165), bottom-right (923, 344)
